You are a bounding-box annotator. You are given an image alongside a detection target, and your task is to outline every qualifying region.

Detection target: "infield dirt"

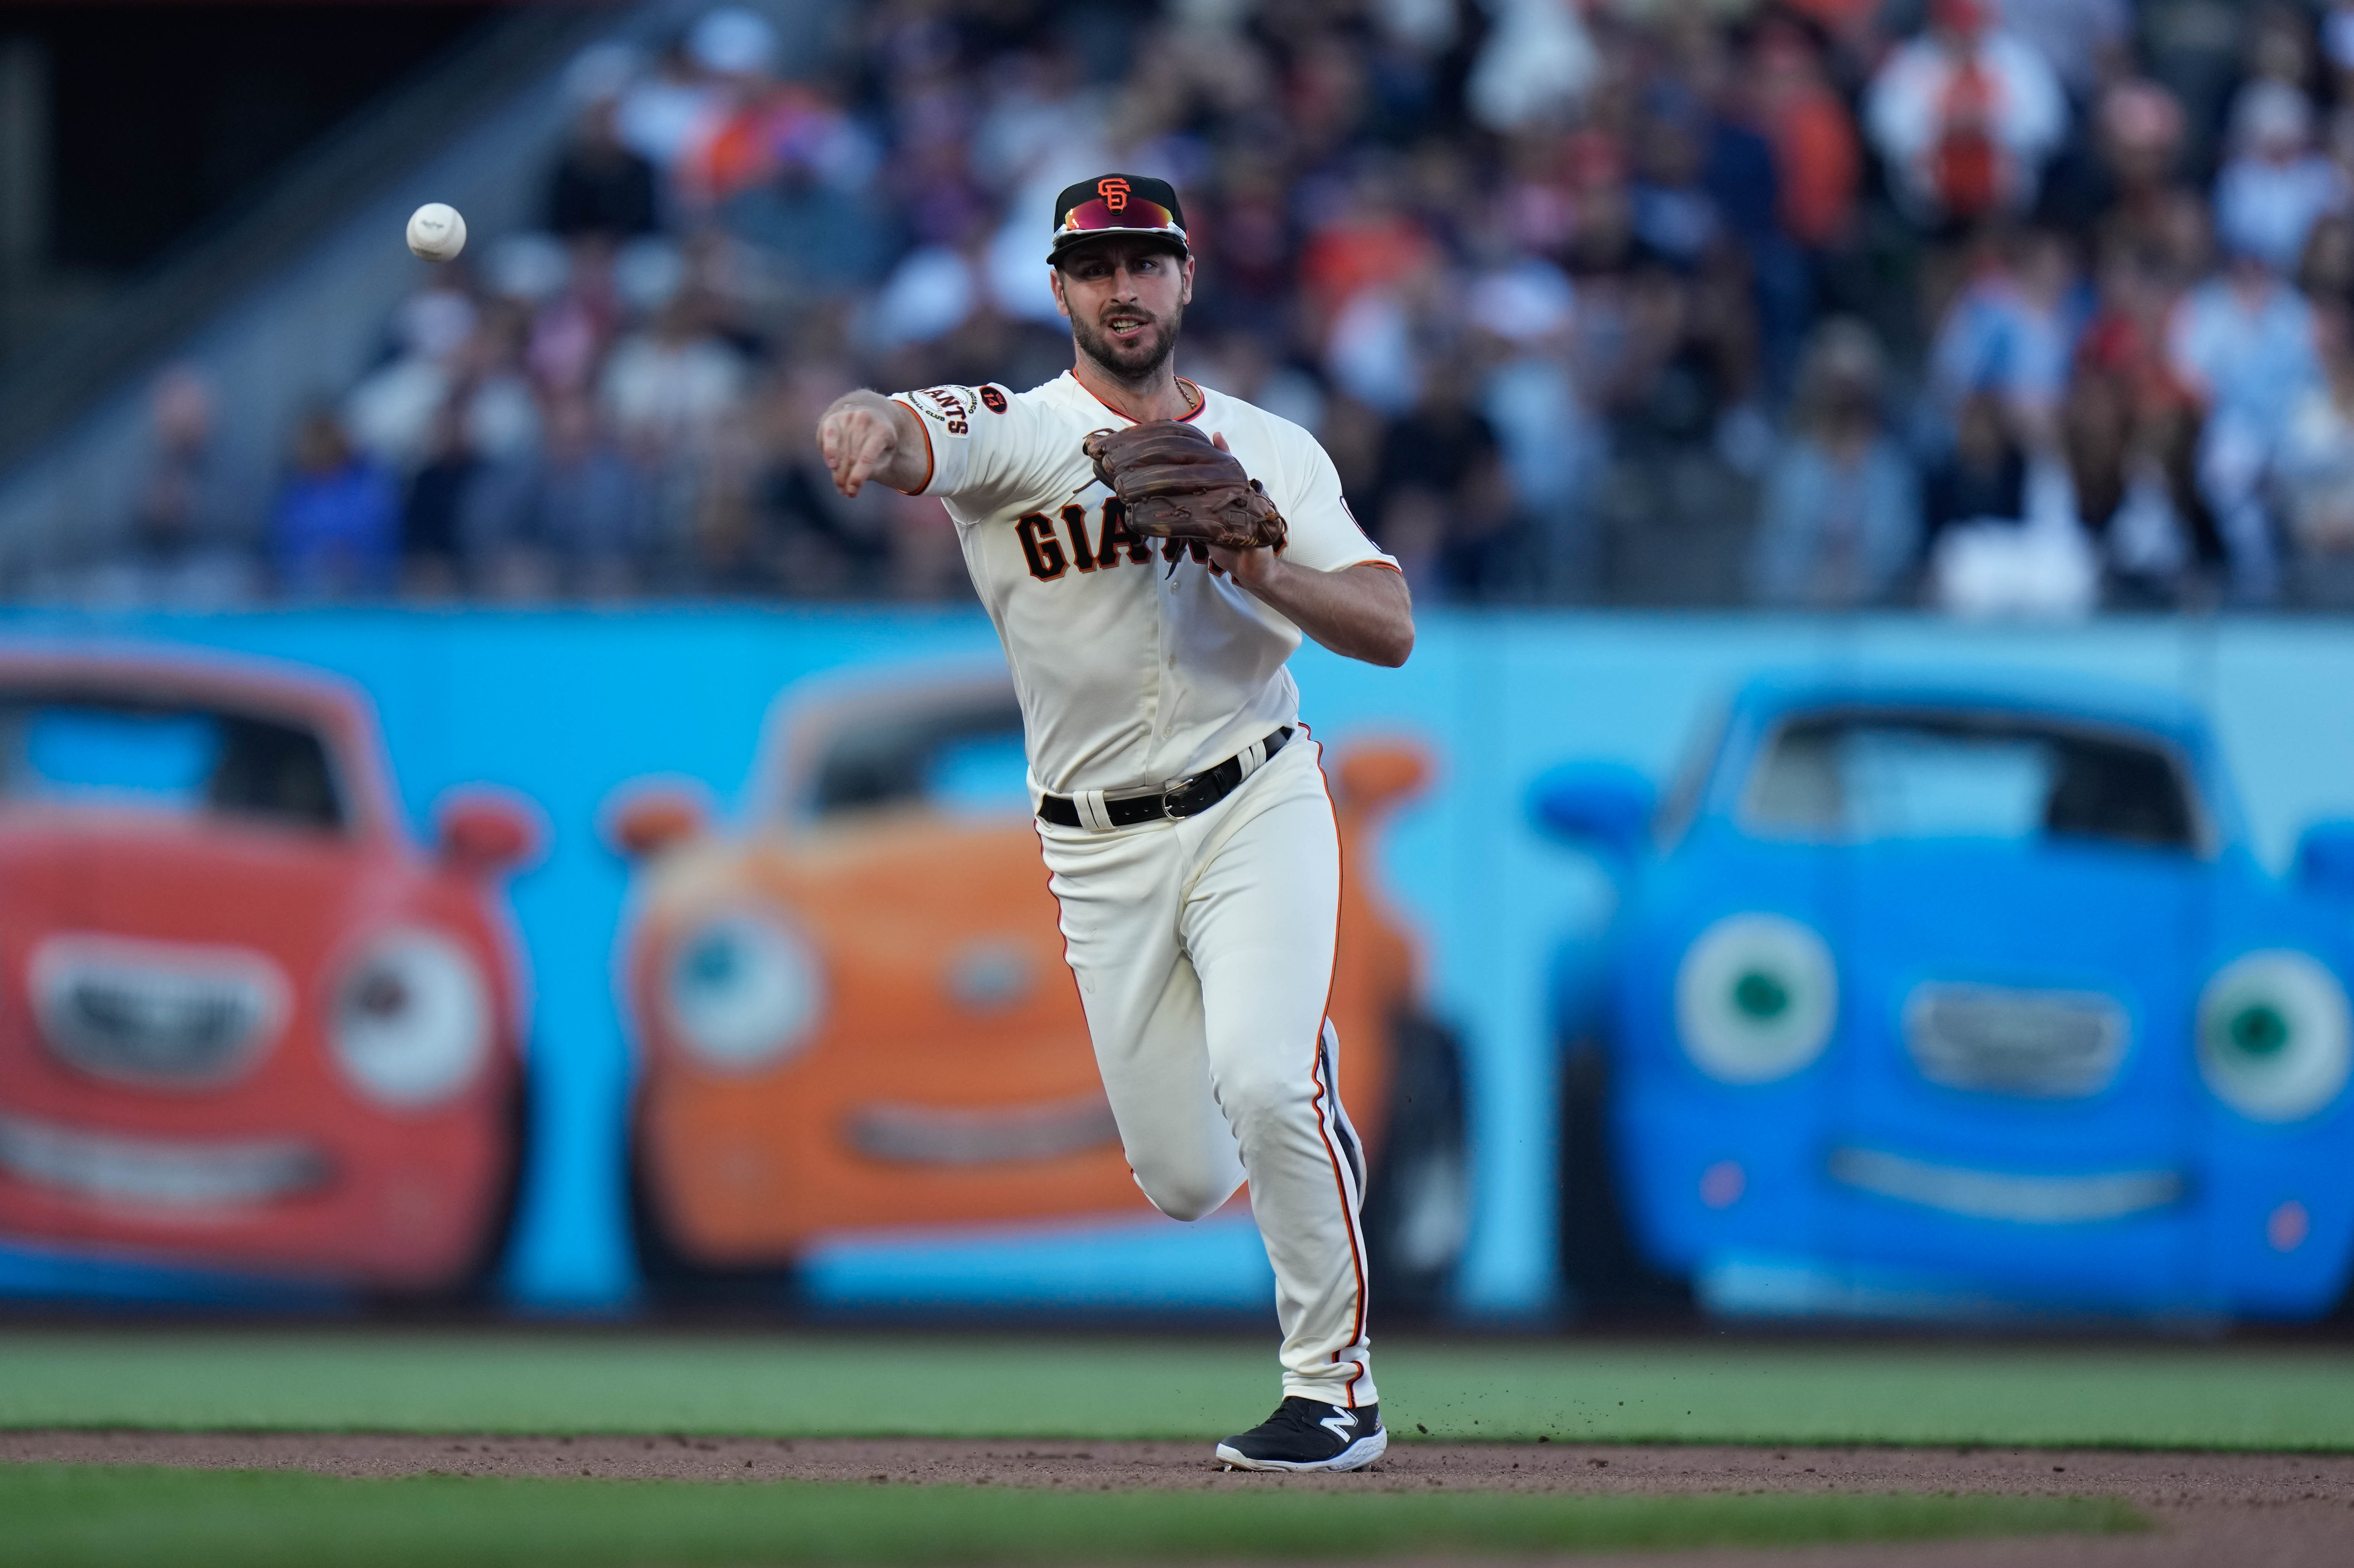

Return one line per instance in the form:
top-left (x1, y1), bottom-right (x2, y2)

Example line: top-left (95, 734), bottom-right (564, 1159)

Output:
top-left (6, 1431), bottom-right (2350, 1565)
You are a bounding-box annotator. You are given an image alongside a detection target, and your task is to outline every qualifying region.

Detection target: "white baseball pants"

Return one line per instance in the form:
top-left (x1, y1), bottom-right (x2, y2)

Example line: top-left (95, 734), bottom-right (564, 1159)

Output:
top-left (1036, 733), bottom-right (1376, 1409)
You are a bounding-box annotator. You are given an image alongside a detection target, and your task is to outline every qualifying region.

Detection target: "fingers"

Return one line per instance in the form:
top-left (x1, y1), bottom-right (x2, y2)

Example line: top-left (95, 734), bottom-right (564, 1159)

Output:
top-left (1209, 537), bottom-right (1278, 590)
top-left (818, 410), bottom-right (889, 498)
top-left (845, 423), bottom-right (893, 495)
top-left (1210, 430), bottom-right (1231, 452)
top-left (827, 424), bottom-right (864, 497)
top-left (816, 413), bottom-right (849, 488)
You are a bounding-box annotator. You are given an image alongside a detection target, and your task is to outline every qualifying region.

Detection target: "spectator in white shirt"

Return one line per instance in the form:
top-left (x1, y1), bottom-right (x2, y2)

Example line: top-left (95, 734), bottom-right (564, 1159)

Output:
top-left (2167, 244), bottom-right (2324, 601)
top-left (598, 292), bottom-right (749, 457)
top-left (1865, 0), bottom-right (2067, 230)
top-left (2274, 302), bottom-right (2354, 602)
top-left (2214, 81), bottom-right (2349, 277)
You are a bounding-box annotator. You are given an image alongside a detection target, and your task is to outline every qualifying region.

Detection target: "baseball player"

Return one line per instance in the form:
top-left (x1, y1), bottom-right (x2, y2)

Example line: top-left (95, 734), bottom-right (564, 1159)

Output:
top-left (816, 174), bottom-right (1414, 1472)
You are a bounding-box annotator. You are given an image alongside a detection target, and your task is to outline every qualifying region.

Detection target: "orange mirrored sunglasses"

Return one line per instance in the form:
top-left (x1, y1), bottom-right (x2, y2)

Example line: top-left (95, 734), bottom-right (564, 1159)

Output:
top-left (1058, 196), bottom-right (1185, 237)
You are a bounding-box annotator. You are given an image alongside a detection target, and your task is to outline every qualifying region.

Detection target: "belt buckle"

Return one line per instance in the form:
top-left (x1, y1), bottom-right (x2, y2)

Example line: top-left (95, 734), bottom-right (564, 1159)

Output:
top-left (1161, 776), bottom-right (1210, 819)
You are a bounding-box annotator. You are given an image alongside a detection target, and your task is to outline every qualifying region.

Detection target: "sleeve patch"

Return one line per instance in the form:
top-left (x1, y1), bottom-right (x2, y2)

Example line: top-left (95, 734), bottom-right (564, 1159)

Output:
top-left (978, 385), bottom-right (1008, 413)
top-left (911, 386), bottom-right (974, 437)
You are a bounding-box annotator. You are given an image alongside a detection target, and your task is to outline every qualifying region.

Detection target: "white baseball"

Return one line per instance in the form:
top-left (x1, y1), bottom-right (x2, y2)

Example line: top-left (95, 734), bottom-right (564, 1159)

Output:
top-left (406, 202), bottom-right (467, 262)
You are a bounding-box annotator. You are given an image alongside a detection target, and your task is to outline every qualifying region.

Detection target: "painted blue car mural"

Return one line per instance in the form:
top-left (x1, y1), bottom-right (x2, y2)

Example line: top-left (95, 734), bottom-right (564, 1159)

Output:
top-left (1536, 672), bottom-right (2354, 1321)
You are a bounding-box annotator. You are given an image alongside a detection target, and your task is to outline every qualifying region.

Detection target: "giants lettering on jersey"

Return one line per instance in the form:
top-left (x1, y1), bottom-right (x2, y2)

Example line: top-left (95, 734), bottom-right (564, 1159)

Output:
top-left (888, 370), bottom-right (1397, 797)
top-left (1017, 498), bottom-right (1221, 582)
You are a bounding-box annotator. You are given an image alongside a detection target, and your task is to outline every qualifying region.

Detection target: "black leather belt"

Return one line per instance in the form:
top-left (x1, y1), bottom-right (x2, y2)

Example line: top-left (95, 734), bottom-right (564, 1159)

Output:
top-left (1038, 728), bottom-right (1292, 830)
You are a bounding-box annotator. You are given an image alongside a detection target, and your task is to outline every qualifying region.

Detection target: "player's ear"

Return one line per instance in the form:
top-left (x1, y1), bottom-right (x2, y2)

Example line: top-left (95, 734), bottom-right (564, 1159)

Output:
top-left (1181, 254), bottom-right (1195, 306)
top-left (1049, 265), bottom-right (1071, 321)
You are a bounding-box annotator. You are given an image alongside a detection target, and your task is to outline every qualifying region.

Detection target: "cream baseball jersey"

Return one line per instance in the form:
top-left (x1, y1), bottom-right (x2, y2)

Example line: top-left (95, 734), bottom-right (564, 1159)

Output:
top-left (891, 371), bottom-right (1397, 798)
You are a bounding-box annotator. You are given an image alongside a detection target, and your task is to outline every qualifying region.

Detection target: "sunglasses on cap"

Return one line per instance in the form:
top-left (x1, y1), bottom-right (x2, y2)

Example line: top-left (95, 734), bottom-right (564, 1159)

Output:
top-left (1049, 207), bottom-right (1188, 267)
top-left (1059, 194), bottom-right (1185, 235)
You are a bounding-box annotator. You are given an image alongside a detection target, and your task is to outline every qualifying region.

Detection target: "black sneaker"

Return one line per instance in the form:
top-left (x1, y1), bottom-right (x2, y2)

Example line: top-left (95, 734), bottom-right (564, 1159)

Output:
top-left (1214, 1397), bottom-right (1387, 1472)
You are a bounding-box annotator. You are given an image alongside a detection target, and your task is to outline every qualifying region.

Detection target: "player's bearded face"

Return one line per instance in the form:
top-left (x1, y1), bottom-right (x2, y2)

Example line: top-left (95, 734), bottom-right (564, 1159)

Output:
top-left (1059, 246), bottom-right (1188, 382)
top-left (1071, 294), bottom-right (1183, 380)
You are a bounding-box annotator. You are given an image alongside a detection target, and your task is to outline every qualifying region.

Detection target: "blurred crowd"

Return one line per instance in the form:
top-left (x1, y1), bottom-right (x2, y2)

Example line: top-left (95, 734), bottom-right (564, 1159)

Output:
top-left (103, 0), bottom-right (2354, 611)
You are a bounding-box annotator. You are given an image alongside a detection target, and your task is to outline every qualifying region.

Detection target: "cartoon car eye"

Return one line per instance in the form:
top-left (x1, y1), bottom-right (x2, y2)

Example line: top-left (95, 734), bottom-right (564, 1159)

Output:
top-left (332, 929), bottom-right (492, 1107)
top-left (2197, 951), bottom-right (2352, 1123)
top-left (1674, 913), bottom-right (1838, 1084)
top-left (664, 913), bottom-right (824, 1070)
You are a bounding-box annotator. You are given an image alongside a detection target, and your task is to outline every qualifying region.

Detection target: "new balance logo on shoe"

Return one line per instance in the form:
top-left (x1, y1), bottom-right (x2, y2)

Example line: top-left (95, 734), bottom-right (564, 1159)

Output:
top-left (1215, 1397), bottom-right (1387, 1472)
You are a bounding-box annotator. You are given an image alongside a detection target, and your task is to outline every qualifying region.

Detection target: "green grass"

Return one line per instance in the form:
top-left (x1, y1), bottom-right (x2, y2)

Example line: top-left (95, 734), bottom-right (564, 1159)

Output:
top-left (0, 1465), bottom-right (2142, 1566)
top-left (2, 1331), bottom-right (2352, 1450)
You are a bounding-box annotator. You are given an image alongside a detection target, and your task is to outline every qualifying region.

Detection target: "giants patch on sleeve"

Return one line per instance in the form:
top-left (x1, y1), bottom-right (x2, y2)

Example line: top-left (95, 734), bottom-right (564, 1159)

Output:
top-left (912, 386), bottom-right (974, 437)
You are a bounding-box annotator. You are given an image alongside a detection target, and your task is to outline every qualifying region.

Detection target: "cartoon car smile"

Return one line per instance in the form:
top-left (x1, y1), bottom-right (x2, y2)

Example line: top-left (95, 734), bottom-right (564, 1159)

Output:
top-left (1536, 672), bottom-right (2354, 1321)
top-left (0, 650), bottom-right (538, 1295)
top-left (610, 669), bottom-right (1467, 1312)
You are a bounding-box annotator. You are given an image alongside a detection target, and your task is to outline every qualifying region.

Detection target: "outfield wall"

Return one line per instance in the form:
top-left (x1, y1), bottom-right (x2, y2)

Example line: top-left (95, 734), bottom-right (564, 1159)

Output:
top-left (1, 609), bottom-right (2349, 1322)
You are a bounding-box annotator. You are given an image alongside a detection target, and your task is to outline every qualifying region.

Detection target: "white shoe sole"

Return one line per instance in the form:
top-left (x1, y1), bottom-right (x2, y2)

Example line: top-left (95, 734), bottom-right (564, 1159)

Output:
top-left (1213, 1426), bottom-right (1388, 1473)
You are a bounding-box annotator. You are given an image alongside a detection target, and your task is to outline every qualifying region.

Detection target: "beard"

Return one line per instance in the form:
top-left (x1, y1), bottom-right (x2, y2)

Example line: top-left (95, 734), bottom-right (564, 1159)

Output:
top-left (1070, 298), bottom-right (1184, 386)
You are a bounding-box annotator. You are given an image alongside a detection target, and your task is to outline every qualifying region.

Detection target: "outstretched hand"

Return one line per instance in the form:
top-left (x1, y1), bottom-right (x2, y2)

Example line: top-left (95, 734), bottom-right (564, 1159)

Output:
top-left (817, 396), bottom-right (905, 498)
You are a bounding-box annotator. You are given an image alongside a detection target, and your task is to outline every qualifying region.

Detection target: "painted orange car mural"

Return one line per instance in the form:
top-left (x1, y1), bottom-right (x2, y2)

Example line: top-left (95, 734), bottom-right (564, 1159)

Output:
top-left (0, 650), bottom-right (538, 1294)
top-left (611, 672), bottom-right (1468, 1311)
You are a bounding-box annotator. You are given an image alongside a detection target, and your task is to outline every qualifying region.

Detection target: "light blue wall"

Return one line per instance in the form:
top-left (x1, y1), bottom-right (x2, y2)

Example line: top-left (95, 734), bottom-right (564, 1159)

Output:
top-left (4, 609), bottom-right (2352, 1319)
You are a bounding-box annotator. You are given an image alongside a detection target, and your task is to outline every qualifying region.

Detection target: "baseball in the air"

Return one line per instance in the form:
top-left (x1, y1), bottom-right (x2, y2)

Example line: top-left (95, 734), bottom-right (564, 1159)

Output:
top-left (406, 202), bottom-right (467, 262)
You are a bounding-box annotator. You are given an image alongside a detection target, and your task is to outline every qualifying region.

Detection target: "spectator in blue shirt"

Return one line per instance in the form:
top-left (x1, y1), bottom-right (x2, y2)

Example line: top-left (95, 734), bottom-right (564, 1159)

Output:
top-left (1750, 319), bottom-right (1924, 608)
top-left (269, 411), bottom-right (400, 599)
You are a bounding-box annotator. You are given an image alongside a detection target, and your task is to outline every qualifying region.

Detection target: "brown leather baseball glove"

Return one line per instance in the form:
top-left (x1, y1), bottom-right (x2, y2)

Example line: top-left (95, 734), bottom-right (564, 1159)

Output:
top-left (1081, 421), bottom-right (1288, 552)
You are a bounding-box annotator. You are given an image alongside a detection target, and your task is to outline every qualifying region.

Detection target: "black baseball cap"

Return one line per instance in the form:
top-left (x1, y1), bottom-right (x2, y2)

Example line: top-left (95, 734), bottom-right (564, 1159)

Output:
top-left (1048, 174), bottom-right (1189, 263)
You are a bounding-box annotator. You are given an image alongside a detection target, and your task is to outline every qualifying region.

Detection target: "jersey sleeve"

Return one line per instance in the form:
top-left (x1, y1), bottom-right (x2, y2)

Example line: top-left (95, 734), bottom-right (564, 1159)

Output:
top-left (1268, 424), bottom-right (1398, 574)
top-left (889, 383), bottom-right (1054, 513)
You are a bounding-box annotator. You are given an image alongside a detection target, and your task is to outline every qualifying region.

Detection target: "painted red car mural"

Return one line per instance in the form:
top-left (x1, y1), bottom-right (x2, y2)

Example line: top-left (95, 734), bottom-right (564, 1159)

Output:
top-left (0, 650), bottom-right (537, 1293)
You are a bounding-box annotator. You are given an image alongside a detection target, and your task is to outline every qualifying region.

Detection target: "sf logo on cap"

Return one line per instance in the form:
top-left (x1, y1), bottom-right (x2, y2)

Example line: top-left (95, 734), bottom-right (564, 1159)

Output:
top-left (1097, 177), bottom-right (1130, 212)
